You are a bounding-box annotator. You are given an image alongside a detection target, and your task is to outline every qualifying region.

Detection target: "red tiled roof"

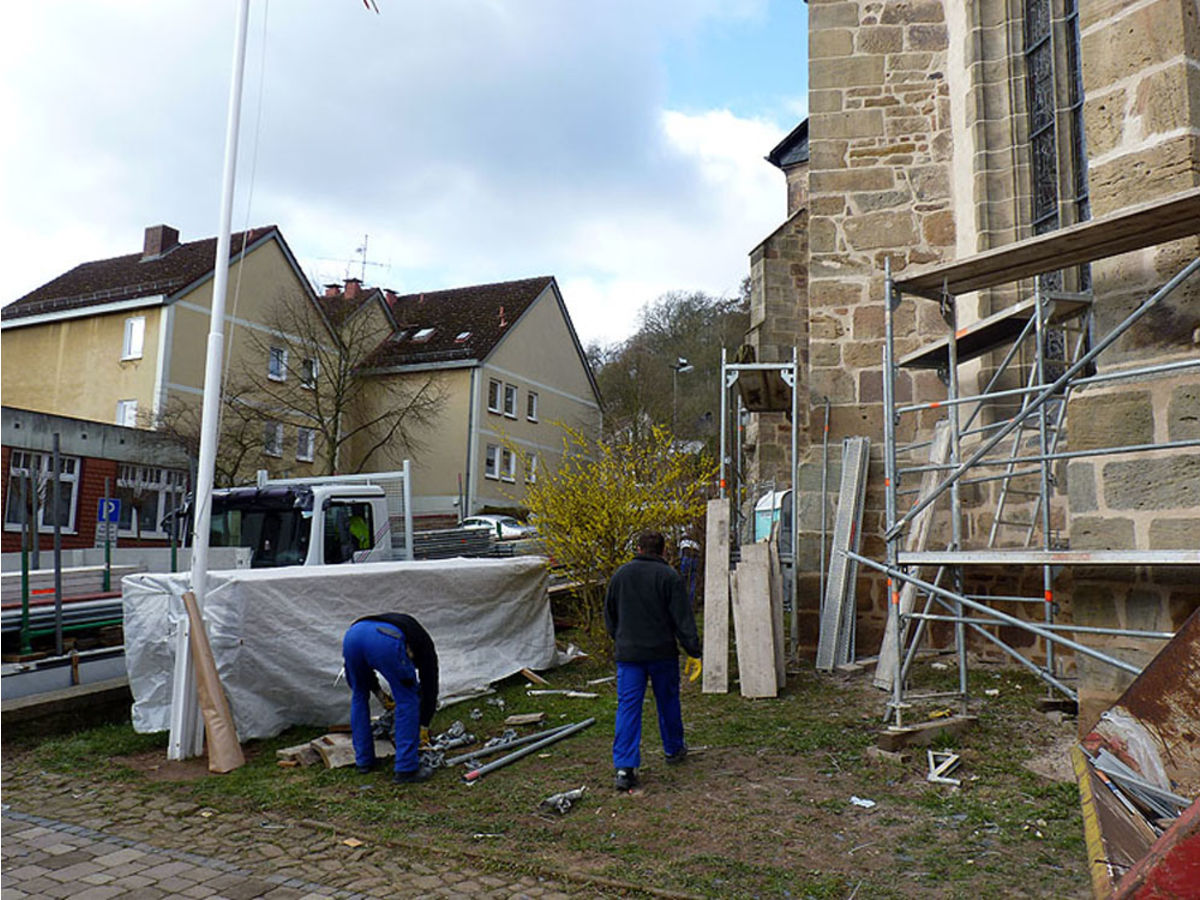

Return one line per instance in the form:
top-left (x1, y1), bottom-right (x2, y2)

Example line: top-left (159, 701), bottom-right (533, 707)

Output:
top-left (3, 226), bottom-right (280, 321)
top-left (359, 276), bottom-right (555, 369)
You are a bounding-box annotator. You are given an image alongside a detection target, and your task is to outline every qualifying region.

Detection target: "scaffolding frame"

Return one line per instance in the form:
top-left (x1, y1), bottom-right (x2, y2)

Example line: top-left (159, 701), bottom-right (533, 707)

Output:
top-left (719, 347), bottom-right (800, 658)
top-left (878, 187), bottom-right (1200, 727)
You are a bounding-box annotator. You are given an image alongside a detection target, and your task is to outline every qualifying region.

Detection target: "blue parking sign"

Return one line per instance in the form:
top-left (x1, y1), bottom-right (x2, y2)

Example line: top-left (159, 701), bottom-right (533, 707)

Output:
top-left (97, 497), bottom-right (121, 524)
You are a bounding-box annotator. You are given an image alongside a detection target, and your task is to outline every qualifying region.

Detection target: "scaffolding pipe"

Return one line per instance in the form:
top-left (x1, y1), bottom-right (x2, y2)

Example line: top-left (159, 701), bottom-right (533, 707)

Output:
top-left (461, 718), bottom-right (595, 783)
top-left (886, 254), bottom-right (1200, 541)
top-left (907, 613), bottom-right (1175, 640)
top-left (443, 722), bottom-right (576, 767)
top-left (846, 550), bottom-right (1144, 675)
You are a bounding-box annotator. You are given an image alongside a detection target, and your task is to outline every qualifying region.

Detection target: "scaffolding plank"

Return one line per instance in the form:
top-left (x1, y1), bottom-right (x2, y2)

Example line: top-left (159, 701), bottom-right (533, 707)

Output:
top-left (732, 543), bottom-right (778, 698)
top-left (816, 437), bottom-right (870, 671)
top-left (768, 535), bottom-right (787, 688)
top-left (894, 187), bottom-right (1200, 300)
top-left (702, 498), bottom-right (731, 694)
top-left (897, 295), bottom-right (1091, 370)
top-left (876, 421), bottom-right (951, 691)
top-left (898, 549), bottom-right (1200, 565)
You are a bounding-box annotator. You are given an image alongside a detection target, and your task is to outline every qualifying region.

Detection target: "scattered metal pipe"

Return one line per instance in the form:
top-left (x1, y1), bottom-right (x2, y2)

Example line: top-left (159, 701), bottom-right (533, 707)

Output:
top-left (462, 718), bottom-right (595, 783)
top-left (443, 722), bottom-right (575, 768)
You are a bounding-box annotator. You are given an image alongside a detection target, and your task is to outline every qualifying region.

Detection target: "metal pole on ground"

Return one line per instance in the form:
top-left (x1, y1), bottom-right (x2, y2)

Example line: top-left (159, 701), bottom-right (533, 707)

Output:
top-left (462, 718), bottom-right (596, 783)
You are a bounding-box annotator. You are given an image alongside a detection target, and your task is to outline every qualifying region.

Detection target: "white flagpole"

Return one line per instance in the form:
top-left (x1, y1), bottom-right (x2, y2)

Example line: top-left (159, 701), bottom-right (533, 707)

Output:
top-left (168, 0), bottom-right (252, 760)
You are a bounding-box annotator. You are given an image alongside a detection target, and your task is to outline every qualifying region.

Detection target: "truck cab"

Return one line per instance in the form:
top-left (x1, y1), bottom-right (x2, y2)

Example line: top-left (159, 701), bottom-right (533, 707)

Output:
top-left (207, 484), bottom-right (392, 568)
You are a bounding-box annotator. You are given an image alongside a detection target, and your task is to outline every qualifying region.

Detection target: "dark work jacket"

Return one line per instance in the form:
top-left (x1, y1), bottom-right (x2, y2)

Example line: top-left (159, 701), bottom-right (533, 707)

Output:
top-left (604, 554), bottom-right (702, 662)
top-left (353, 613), bottom-right (439, 727)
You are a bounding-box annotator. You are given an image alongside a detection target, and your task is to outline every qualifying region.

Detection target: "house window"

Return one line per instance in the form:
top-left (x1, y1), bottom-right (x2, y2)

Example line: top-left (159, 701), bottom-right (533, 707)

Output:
top-left (503, 384), bottom-right (518, 418)
top-left (264, 421), bottom-right (283, 457)
top-left (525, 453), bottom-right (539, 484)
top-left (122, 316), bottom-right (145, 360)
top-left (300, 356), bottom-right (318, 389)
top-left (4, 451), bottom-right (80, 534)
top-left (455, 331), bottom-right (471, 343)
top-left (501, 448), bottom-right (517, 482)
top-left (412, 327), bottom-right (435, 342)
top-left (116, 399), bottom-right (139, 428)
top-left (487, 379), bottom-right (502, 414)
top-left (526, 391), bottom-right (539, 422)
top-left (117, 465), bottom-right (187, 538)
top-left (297, 427), bottom-right (315, 463)
top-left (268, 346), bottom-right (287, 381)
top-left (484, 444), bottom-right (500, 479)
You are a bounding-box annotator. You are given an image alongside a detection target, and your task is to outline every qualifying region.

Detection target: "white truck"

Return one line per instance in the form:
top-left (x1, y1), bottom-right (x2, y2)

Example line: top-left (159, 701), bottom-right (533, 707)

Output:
top-left (208, 482), bottom-right (401, 567)
top-left (202, 467), bottom-right (494, 567)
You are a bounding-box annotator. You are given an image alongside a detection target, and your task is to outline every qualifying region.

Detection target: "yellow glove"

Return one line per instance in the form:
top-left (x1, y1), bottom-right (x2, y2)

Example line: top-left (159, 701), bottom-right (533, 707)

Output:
top-left (684, 656), bottom-right (702, 682)
top-left (419, 726), bottom-right (431, 749)
top-left (374, 688), bottom-right (396, 712)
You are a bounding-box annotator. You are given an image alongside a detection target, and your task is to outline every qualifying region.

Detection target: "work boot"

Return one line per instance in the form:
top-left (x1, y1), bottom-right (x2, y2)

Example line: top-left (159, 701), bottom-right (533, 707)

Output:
top-left (356, 760), bottom-right (378, 774)
top-left (393, 763), bottom-right (435, 784)
top-left (614, 768), bottom-right (639, 791)
top-left (665, 745), bottom-right (688, 765)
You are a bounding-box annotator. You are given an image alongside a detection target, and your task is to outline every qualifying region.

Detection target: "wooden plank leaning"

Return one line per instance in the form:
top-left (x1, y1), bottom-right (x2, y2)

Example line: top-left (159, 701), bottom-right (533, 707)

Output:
top-left (875, 421), bottom-right (951, 690)
top-left (816, 437), bottom-right (870, 671)
top-left (702, 497), bottom-right (731, 694)
top-left (732, 542), bottom-right (778, 698)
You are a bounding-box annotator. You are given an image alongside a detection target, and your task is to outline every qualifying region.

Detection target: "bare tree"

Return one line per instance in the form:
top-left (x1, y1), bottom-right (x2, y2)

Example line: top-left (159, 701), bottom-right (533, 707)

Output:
top-left (153, 381), bottom-right (273, 486)
top-left (236, 291), bottom-right (444, 475)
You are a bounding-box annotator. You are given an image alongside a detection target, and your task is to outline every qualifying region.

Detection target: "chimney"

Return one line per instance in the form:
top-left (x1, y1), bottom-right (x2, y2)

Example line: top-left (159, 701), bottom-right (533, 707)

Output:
top-left (324, 283), bottom-right (341, 298)
top-left (344, 278), bottom-right (362, 300)
top-left (499, 305), bottom-right (508, 328)
top-left (142, 224), bottom-right (180, 260)
top-left (383, 289), bottom-right (398, 305)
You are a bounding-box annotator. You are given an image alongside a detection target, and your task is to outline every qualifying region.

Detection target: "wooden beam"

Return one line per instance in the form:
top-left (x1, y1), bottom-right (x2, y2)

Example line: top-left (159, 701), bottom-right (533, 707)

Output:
top-left (702, 498), bottom-right (731, 694)
top-left (732, 543), bottom-right (778, 698)
top-left (895, 187), bottom-right (1200, 300)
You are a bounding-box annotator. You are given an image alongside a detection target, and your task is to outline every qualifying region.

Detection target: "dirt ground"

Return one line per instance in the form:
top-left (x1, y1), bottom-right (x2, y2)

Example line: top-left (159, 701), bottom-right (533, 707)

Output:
top-left (55, 657), bottom-right (1092, 899)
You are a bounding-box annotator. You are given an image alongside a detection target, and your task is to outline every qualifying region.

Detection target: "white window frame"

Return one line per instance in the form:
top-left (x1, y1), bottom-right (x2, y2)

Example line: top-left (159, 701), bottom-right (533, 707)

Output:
top-left (116, 464), bottom-right (187, 538)
top-left (4, 451), bottom-right (80, 535)
top-left (484, 443), bottom-right (500, 480)
top-left (264, 421), bottom-right (284, 458)
top-left (300, 356), bottom-right (318, 390)
top-left (122, 316), bottom-right (145, 360)
top-left (525, 452), bottom-right (539, 484)
top-left (268, 346), bottom-right (288, 382)
top-left (500, 447), bottom-right (517, 483)
top-left (297, 427), bottom-right (315, 463)
top-left (487, 379), bottom-right (502, 414)
top-left (116, 399), bottom-right (139, 428)
top-left (526, 390), bottom-right (539, 422)
top-left (503, 383), bottom-right (518, 419)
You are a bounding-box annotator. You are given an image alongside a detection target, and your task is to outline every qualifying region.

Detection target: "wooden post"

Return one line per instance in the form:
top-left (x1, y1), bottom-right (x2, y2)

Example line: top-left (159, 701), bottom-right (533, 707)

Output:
top-left (702, 498), bottom-right (731, 694)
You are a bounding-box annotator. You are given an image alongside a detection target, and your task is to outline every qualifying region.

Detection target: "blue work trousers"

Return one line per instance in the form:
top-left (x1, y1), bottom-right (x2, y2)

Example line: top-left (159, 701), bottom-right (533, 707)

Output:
top-left (342, 620), bottom-right (421, 775)
top-left (612, 658), bottom-right (685, 770)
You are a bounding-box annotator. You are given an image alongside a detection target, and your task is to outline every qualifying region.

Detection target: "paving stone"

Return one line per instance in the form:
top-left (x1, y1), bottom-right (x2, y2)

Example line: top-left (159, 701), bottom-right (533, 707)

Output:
top-left (92, 848), bottom-right (148, 868)
top-left (71, 886), bottom-right (124, 900)
top-left (180, 886), bottom-right (219, 898)
top-left (45, 861), bottom-right (101, 882)
top-left (3, 865), bottom-right (50, 881)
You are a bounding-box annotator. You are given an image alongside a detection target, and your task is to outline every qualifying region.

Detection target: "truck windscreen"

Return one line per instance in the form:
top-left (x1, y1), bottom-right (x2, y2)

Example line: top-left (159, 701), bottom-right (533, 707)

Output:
top-left (210, 508), bottom-right (311, 568)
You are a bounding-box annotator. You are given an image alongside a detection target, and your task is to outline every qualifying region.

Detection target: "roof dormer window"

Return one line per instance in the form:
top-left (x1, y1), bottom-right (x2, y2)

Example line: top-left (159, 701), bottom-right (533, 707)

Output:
top-left (412, 327), bottom-right (435, 342)
top-left (455, 331), bottom-right (471, 343)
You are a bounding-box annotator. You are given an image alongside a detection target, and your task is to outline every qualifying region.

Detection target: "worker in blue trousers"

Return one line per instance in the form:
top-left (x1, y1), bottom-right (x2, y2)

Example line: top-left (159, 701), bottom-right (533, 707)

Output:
top-left (605, 530), bottom-right (703, 791)
top-left (342, 613), bottom-right (439, 784)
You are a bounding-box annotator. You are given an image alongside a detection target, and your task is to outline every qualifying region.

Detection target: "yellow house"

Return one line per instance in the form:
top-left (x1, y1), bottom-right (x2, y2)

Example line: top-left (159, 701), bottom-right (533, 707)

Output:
top-left (1, 224), bottom-right (325, 480)
top-left (352, 276), bottom-right (602, 522)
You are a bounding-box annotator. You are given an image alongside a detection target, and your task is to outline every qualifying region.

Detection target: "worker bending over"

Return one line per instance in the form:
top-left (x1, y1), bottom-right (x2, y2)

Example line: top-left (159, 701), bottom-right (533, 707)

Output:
top-left (342, 613), bottom-right (438, 784)
top-left (605, 530), bottom-right (702, 791)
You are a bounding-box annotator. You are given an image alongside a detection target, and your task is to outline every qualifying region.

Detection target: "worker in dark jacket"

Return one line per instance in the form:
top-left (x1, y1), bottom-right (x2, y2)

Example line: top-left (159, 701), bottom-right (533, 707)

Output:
top-left (342, 613), bottom-right (439, 784)
top-left (604, 531), bottom-right (702, 791)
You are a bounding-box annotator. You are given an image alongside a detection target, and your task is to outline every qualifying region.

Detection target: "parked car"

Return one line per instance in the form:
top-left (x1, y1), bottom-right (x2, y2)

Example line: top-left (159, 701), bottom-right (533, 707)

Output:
top-left (461, 514), bottom-right (538, 540)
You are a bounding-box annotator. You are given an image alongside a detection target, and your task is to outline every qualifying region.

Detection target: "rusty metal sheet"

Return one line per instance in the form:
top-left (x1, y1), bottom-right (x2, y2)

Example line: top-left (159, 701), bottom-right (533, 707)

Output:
top-left (1082, 608), bottom-right (1200, 799)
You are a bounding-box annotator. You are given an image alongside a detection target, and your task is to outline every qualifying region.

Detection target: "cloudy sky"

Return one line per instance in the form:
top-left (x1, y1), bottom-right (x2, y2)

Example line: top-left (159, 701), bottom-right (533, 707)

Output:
top-left (1, 1), bottom-right (807, 347)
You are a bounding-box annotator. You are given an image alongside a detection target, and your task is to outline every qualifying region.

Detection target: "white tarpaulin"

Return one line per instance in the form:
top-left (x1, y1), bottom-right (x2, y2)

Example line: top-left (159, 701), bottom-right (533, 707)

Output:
top-left (123, 557), bottom-right (557, 740)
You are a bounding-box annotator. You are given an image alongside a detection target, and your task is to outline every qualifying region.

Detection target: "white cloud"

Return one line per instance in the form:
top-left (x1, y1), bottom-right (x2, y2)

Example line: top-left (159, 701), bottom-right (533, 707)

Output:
top-left (1, 1), bottom-right (791, 347)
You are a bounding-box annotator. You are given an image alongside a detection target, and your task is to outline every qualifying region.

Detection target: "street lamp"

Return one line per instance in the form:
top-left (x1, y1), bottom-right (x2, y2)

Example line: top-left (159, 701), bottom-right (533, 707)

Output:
top-left (671, 357), bottom-right (694, 435)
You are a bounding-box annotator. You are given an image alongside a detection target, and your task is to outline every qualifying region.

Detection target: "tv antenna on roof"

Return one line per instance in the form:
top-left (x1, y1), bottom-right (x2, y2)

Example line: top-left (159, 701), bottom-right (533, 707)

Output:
top-left (350, 234), bottom-right (390, 282)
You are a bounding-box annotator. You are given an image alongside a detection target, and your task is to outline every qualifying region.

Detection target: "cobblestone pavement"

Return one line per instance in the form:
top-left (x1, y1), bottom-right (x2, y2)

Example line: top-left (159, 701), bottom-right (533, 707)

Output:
top-left (1, 768), bottom-right (600, 899)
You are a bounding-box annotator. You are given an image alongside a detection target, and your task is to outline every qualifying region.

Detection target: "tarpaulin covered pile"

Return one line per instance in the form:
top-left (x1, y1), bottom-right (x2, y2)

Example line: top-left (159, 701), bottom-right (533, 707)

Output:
top-left (123, 557), bottom-right (557, 740)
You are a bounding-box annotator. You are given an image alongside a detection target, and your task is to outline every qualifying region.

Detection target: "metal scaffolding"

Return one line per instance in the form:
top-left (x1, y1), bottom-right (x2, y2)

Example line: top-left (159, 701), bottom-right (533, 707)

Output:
top-left (719, 347), bottom-right (800, 658)
top-left (877, 187), bottom-right (1200, 727)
